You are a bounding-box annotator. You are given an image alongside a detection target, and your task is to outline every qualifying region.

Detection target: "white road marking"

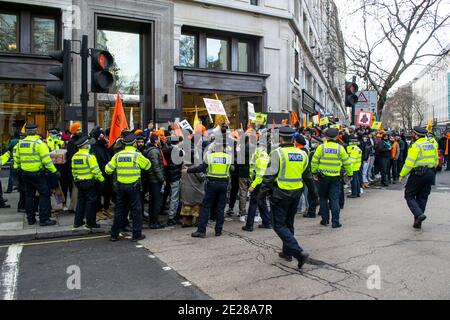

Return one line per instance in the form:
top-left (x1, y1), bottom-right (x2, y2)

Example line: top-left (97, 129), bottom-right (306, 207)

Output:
top-left (135, 245), bottom-right (143, 248)
top-left (181, 281), bottom-right (192, 287)
top-left (0, 244), bottom-right (24, 300)
top-left (162, 266), bottom-right (172, 271)
top-left (147, 255), bottom-right (156, 259)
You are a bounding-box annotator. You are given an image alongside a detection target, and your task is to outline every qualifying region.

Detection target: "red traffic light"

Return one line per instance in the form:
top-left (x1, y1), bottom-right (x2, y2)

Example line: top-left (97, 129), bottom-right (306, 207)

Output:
top-left (92, 50), bottom-right (113, 70)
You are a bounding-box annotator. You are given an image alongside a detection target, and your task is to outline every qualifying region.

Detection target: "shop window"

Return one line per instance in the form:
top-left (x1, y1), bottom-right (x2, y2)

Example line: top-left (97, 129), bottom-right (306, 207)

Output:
top-left (0, 12), bottom-right (18, 52)
top-left (182, 91), bottom-right (262, 130)
top-left (207, 37), bottom-right (229, 71)
top-left (0, 83), bottom-right (61, 152)
top-left (250, 0), bottom-right (259, 5)
top-left (179, 33), bottom-right (196, 67)
top-left (32, 16), bottom-right (56, 54)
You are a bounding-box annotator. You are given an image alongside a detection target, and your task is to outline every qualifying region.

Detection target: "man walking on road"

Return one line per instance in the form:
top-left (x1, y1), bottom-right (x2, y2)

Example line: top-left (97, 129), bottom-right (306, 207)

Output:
top-left (259, 127), bottom-right (310, 269)
top-left (399, 126), bottom-right (439, 229)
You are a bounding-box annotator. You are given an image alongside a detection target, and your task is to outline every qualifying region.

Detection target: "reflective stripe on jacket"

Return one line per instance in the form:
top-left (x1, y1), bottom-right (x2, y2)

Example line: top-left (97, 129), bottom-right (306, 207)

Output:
top-left (311, 141), bottom-right (353, 177)
top-left (206, 152), bottom-right (232, 179)
top-left (400, 138), bottom-right (438, 177)
top-left (274, 146), bottom-right (308, 190)
top-left (72, 149), bottom-right (105, 182)
top-left (16, 135), bottom-right (57, 173)
top-left (105, 146), bottom-right (151, 184)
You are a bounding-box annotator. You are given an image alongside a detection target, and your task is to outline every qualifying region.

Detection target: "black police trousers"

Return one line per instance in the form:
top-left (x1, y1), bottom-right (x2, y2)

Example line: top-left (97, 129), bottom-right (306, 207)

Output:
top-left (271, 187), bottom-right (305, 260)
top-left (111, 183), bottom-right (142, 239)
top-left (404, 169), bottom-right (435, 218)
top-left (23, 171), bottom-right (51, 223)
top-left (197, 179), bottom-right (228, 233)
top-left (74, 180), bottom-right (97, 227)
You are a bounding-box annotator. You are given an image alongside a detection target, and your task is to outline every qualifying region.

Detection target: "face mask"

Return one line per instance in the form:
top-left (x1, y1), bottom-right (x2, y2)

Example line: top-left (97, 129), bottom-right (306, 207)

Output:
top-left (51, 134), bottom-right (57, 138)
top-left (87, 145), bottom-right (91, 151)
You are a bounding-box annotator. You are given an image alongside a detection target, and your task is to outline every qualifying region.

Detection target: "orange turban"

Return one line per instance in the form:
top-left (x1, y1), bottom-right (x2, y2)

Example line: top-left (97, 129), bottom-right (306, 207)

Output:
top-left (69, 122), bottom-right (81, 134)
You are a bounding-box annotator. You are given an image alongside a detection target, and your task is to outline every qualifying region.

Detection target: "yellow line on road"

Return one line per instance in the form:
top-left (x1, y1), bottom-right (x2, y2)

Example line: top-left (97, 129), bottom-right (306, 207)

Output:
top-left (0, 235), bottom-right (110, 249)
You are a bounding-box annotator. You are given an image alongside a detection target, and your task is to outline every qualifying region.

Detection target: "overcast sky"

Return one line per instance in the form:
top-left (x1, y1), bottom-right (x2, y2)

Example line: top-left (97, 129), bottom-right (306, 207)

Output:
top-left (334, 0), bottom-right (450, 90)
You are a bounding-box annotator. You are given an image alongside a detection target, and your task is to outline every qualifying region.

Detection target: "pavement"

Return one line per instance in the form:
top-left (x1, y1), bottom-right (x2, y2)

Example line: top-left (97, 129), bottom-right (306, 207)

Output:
top-left (0, 236), bottom-right (208, 300)
top-left (136, 170), bottom-right (450, 300)
top-left (0, 176), bottom-right (111, 243)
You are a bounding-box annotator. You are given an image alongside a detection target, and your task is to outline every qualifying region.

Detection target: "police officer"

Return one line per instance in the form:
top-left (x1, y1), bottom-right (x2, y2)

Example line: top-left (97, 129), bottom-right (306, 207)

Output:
top-left (347, 136), bottom-right (362, 198)
top-left (15, 124), bottom-right (58, 226)
top-left (46, 128), bottom-right (64, 151)
top-left (399, 126), bottom-right (439, 229)
top-left (0, 150), bottom-right (11, 208)
top-left (189, 138), bottom-right (232, 238)
top-left (242, 134), bottom-right (272, 231)
top-left (259, 127), bottom-right (310, 269)
top-left (72, 135), bottom-right (105, 229)
top-left (311, 128), bottom-right (353, 228)
top-left (106, 134), bottom-right (152, 241)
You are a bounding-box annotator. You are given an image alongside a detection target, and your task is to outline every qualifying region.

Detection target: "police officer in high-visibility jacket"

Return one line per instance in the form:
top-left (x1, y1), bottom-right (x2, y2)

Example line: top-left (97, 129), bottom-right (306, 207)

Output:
top-left (259, 127), bottom-right (310, 269)
top-left (72, 135), bottom-right (105, 229)
top-left (46, 128), bottom-right (64, 151)
top-left (189, 139), bottom-right (232, 238)
top-left (347, 136), bottom-right (362, 198)
top-left (399, 126), bottom-right (439, 229)
top-left (105, 134), bottom-right (151, 241)
top-left (242, 136), bottom-right (272, 232)
top-left (15, 124), bottom-right (58, 226)
top-left (311, 128), bottom-right (353, 229)
top-left (0, 151), bottom-right (11, 208)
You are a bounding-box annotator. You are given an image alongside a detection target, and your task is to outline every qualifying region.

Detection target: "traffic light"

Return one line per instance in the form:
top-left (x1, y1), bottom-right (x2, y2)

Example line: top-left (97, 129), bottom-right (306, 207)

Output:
top-left (345, 81), bottom-right (359, 107)
top-left (46, 39), bottom-right (71, 103)
top-left (90, 49), bottom-right (114, 93)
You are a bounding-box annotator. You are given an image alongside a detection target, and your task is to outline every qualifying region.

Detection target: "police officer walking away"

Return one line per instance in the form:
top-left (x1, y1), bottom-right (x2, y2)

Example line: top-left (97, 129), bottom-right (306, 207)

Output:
top-left (259, 127), bottom-right (310, 269)
top-left (399, 126), bottom-right (439, 229)
top-left (15, 124), bottom-right (58, 226)
top-left (311, 128), bottom-right (353, 228)
top-left (189, 136), bottom-right (232, 238)
top-left (106, 134), bottom-right (152, 241)
top-left (71, 135), bottom-right (105, 229)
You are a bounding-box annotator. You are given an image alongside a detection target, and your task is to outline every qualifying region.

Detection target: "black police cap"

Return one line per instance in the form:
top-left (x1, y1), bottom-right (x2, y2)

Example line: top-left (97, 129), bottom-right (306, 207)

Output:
top-left (279, 126), bottom-right (295, 137)
top-left (413, 126), bottom-right (427, 136)
top-left (25, 123), bottom-right (38, 130)
top-left (123, 133), bottom-right (137, 145)
top-left (74, 135), bottom-right (94, 147)
top-left (325, 128), bottom-right (339, 138)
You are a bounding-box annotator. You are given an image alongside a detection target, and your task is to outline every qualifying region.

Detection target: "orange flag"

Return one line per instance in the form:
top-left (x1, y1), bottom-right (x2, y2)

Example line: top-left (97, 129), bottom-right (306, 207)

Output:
top-left (108, 93), bottom-right (129, 148)
top-left (291, 111), bottom-right (300, 128)
top-left (302, 117), bottom-right (307, 128)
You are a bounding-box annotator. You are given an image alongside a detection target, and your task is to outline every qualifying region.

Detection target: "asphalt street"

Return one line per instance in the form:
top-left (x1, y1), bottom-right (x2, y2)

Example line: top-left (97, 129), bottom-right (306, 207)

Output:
top-left (0, 236), bottom-right (209, 300)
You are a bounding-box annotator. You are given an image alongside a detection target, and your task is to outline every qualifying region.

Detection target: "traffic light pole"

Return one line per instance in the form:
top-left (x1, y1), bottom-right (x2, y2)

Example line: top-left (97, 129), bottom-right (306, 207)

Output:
top-left (81, 35), bottom-right (89, 135)
top-left (351, 76), bottom-right (357, 125)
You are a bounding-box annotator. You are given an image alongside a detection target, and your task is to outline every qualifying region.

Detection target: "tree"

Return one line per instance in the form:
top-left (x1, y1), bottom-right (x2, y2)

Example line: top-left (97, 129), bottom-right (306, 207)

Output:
top-left (344, 0), bottom-right (450, 115)
top-left (382, 85), bottom-right (426, 129)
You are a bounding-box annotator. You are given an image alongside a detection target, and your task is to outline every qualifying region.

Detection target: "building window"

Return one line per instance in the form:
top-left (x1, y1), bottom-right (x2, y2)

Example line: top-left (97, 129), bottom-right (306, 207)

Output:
top-left (294, 50), bottom-right (299, 81)
top-left (0, 3), bottom-right (61, 54)
top-left (250, 0), bottom-right (259, 5)
top-left (207, 37), bottom-right (229, 70)
top-left (0, 12), bottom-right (18, 52)
top-left (179, 33), bottom-right (196, 67)
top-left (238, 42), bottom-right (249, 72)
top-left (179, 27), bottom-right (259, 73)
top-left (32, 16), bottom-right (56, 54)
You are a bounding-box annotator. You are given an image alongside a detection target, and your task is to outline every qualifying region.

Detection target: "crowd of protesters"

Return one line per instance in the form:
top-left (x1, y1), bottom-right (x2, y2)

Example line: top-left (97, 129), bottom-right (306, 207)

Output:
top-left (1, 119), bottom-right (449, 233)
